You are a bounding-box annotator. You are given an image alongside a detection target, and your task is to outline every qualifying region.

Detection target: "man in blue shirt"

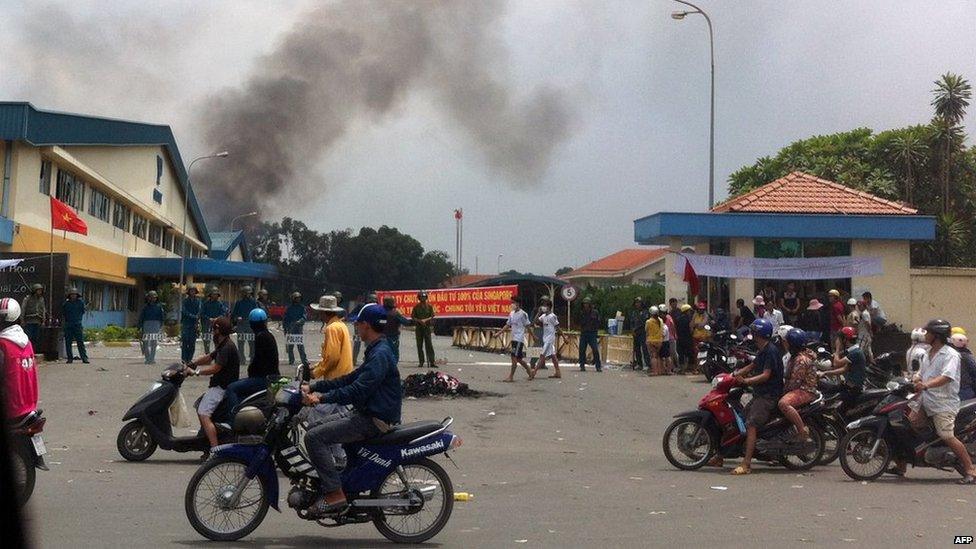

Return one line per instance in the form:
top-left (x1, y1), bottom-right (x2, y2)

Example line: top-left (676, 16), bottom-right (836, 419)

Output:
top-left (731, 318), bottom-right (783, 475)
top-left (181, 286), bottom-right (202, 362)
top-left (301, 303), bottom-right (401, 516)
top-left (200, 286), bottom-right (227, 354)
top-left (382, 296), bottom-right (412, 363)
top-left (138, 290), bottom-right (165, 364)
top-left (282, 291), bottom-right (308, 366)
top-left (61, 287), bottom-right (88, 363)
top-left (231, 285), bottom-right (258, 362)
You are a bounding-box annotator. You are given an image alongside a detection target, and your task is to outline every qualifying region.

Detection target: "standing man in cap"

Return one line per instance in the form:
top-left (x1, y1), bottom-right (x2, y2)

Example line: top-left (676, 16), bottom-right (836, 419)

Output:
top-left (232, 285), bottom-right (259, 362)
top-left (61, 287), bottom-right (88, 363)
top-left (381, 296), bottom-right (412, 363)
top-left (201, 286), bottom-right (227, 354)
top-left (411, 291), bottom-right (436, 368)
top-left (311, 294), bottom-right (353, 380)
top-left (283, 291), bottom-right (309, 367)
top-left (577, 296), bottom-right (602, 372)
top-left (256, 288), bottom-right (270, 312)
top-left (628, 297), bottom-right (650, 371)
top-left (21, 283), bottom-right (46, 349)
top-left (138, 290), bottom-right (165, 364)
top-left (352, 293), bottom-right (377, 366)
top-left (181, 286), bottom-right (202, 362)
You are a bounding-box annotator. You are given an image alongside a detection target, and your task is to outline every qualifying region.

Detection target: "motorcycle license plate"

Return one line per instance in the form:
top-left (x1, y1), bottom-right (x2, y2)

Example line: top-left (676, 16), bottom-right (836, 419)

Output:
top-left (697, 352), bottom-right (708, 359)
top-left (31, 434), bottom-right (47, 456)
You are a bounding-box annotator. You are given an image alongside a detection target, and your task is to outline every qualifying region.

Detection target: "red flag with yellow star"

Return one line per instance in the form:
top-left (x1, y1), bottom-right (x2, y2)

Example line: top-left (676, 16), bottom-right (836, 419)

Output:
top-left (50, 196), bottom-right (87, 235)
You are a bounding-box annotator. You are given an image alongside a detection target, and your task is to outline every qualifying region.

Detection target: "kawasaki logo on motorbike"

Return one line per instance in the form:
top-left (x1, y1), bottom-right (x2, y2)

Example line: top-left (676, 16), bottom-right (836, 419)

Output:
top-left (401, 439), bottom-right (445, 458)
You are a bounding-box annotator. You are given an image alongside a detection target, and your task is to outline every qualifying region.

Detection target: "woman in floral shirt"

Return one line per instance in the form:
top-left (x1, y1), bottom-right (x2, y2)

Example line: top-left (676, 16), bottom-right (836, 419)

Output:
top-left (779, 328), bottom-right (818, 441)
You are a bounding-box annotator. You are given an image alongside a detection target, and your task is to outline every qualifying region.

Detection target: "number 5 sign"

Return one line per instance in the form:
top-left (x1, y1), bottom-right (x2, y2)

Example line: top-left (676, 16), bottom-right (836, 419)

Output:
top-left (560, 285), bottom-right (579, 302)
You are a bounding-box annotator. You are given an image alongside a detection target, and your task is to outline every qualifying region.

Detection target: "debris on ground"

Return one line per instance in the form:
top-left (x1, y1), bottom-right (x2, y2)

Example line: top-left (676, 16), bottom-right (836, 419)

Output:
top-left (402, 371), bottom-right (499, 398)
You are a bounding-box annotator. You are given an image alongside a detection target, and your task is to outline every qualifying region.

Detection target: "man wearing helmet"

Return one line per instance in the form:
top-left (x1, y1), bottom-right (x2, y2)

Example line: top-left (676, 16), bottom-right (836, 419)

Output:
top-left (181, 286), bottom-right (202, 362)
top-left (201, 287), bottom-right (227, 354)
top-left (779, 329), bottom-right (818, 442)
top-left (577, 297), bottom-right (602, 373)
top-left (818, 326), bottom-right (866, 412)
top-left (223, 308), bottom-right (280, 419)
top-left (905, 328), bottom-right (930, 377)
top-left (627, 297), bottom-right (650, 371)
top-left (950, 330), bottom-right (976, 401)
top-left (891, 320), bottom-right (976, 483)
top-left (61, 287), bottom-right (88, 363)
top-left (137, 290), bottom-right (164, 364)
top-left (183, 317), bottom-right (241, 449)
top-left (256, 288), bottom-right (270, 312)
top-left (301, 303), bottom-right (402, 516)
top-left (351, 293), bottom-right (377, 366)
top-left (729, 318), bottom-right (784, 475)
top-left (283, 291), bottom-right (309, 366)
top-left (411, 291), bottom-right (436, 368)
top-left (231, 285), bottom-right (258, 362)
top-left (0, 298), bottom-right (39, 422)
top-left (21, 284), bottom-right (45, 349)
top-left (644, 306), bottom-right (664, 376)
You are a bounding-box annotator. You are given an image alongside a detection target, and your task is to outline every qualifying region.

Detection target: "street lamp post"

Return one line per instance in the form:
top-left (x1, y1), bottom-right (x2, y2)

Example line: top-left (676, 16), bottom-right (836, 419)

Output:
top-left (497, 254), bottom-right (503, 274)
top-left (672, 0), bottom-right (715, 209)
top-left (230, 211), bottom-right (259, 231)
top-left (178, 152), bottom-right (229, 326)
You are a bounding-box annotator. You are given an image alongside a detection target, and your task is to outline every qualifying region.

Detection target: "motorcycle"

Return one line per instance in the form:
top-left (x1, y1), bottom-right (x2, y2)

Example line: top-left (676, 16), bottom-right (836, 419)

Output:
top-left (815, 381), bottom-right (894, 465)
top-left (184, 383), bottom-right (461, 543)
top-left (698, 329), bottom-right (736, 382)
top-left (839, 379), bottom-right (976, 481)
top-left (117, 363), bottom-right (269, 461)
top-left (663, 372), bottom-right (826, 471)
top-left (8, 409), bottom-right (48, 506)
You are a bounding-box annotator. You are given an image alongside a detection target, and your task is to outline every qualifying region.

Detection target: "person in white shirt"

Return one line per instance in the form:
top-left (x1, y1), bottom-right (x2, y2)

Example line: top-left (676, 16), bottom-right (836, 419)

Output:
top-left (533, 297), bottom-right (562, 379)
top-left (905, 328), bottom-right (930, 377)
top-left (861, 291), bottom-right (887, 329)
top-left (496, 297), bottom-right (534, 382)
top-left (891, 319), bottom-right (976, 483)
top-left (855, 300), bottom-right (874, 363)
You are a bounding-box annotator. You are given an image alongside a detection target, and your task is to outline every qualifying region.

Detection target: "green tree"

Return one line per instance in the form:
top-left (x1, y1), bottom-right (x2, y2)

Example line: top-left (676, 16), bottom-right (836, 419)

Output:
top-left (931, 72), bottom-right (972, 214)
top-left (554, 266), bottom-right (573, 276)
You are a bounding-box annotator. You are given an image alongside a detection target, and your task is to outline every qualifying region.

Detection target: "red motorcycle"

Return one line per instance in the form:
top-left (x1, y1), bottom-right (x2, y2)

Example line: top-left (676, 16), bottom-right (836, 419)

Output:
top-left (663, 373), bottom-right (825, 471)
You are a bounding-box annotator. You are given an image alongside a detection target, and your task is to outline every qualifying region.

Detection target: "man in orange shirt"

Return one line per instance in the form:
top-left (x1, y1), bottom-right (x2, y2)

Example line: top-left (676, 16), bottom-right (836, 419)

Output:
top-left (311, 294), bottom-right (353, 380)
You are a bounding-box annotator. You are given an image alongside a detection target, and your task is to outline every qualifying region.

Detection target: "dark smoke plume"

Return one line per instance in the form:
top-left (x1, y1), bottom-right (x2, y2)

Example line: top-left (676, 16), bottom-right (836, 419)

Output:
top-left (197, 0), bottom-right (573, 227)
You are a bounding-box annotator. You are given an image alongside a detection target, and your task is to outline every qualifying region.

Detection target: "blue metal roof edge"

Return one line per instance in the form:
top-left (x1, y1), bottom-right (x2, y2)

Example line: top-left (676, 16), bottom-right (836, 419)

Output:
top-left (634, 211), bottom-right (937, 244)
top-left (0, 102), bottom-right (211, 249)
top-left (207, 231), bottom-right (250, 261)
top-left (127, 257), bottom-right (276, 279)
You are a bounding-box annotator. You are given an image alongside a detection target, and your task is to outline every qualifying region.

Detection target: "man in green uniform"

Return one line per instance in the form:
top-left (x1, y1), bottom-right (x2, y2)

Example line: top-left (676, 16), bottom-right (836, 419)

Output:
top-left (21, 283), bottom-right (46, 349)
top-left (411, 290), bottom-right (436, 368)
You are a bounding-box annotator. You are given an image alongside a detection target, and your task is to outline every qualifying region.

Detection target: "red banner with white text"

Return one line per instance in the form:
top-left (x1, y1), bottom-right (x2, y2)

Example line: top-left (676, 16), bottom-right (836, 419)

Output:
top-left (376, 285), bottom-right (518, 319)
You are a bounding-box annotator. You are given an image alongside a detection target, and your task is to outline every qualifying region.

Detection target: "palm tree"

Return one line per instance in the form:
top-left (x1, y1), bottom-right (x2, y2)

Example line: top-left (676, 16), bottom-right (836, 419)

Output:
top-left (889, 133), bottom-right (928, 204)
top-left (931, 73), bottom-right (972, 214)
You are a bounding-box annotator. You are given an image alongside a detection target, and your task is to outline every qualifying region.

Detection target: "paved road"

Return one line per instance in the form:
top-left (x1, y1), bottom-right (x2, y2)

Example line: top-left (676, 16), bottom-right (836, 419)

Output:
top-left (19, 327), bottom-right (976, 548)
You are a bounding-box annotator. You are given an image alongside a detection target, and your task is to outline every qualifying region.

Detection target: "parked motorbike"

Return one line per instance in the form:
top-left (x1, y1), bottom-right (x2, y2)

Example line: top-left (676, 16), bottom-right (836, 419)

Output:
top-left (8, 409), bottom-right (48, 506)
top-left (184, 383), bottom-right (461, 543)
top-left (663, 373), bottom-right (825, 471)
top-left (699, 329), bottom-right (755, 382)
top-left (117, 363), bottom-right (269, 461)
top-left (815, 381), bottom-right (894, 465)
top-left (839, 379), bottom-right (976, 481)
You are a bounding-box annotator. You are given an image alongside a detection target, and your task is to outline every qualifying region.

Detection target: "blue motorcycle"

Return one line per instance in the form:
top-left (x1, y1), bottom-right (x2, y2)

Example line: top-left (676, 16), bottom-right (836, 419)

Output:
top-left (183, 384), bottom-right (461, 543)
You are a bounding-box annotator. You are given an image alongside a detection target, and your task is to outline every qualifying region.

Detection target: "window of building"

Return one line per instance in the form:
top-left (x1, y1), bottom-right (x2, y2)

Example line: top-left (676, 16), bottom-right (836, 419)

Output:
top-left (131, 215), bottom-right (148, 239)
top-left (88, 188), bottom-right (110, 222)
top-left (163, 231), bottom-right (174, 251)
top-left (83, 283), bottom-right (103, 311)
top-left (754, 239), bottom-right (852, 259)
top-left (109, 286), bottom-right (128, 311)
top-left (148, 223), bottom-right (163, 246)
top-left (112, 202), bottom-right (131, 231)
top-left (55, 168), bottom-right (86, 210)
top-left (39, 161), bottom-right (52, 195)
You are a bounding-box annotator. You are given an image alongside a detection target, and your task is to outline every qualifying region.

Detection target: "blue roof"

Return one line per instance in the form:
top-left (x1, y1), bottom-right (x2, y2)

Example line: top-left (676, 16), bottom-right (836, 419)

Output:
top-left (634, 212), bottom-right (937, 245)
top-left (0, 102), bottom-right (210, 248)
top-left (127, 257), bottom-right (276, 279)
top-left (208, 231), bottom-right (250, 261)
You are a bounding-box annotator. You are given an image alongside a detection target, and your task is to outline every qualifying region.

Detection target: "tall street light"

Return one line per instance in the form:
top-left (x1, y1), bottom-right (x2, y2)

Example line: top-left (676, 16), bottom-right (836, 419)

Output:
top-left (230, 211), bottom-right (259, 231)
top-left (672, 0), bottom-right (715, 208)
top-left (178, 151), bottom-right (229, 325)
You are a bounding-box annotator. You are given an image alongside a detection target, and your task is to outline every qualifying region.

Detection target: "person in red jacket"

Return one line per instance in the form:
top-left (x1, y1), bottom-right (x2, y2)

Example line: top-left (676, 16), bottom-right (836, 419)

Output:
top-left (0, 298), bottom-right (38, 421)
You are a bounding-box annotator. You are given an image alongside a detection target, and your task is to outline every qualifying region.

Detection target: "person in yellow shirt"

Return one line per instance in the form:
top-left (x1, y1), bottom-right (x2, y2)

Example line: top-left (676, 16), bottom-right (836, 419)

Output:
top-left (310, 294), bottom-right (353, 380)
top-left (645, 306), bottom-right (665, 376)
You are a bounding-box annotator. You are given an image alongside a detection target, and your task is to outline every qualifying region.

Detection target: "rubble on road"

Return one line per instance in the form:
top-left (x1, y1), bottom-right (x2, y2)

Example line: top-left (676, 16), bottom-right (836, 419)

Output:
top-left (402, 371), bottom-right (494, 398)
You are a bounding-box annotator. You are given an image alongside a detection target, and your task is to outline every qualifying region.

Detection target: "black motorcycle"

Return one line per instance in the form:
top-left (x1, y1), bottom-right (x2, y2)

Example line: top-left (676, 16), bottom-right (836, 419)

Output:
top-left (117, 363), bottom-right (269, 461)
top-left (8, 409), bottom-right (49, 505)
top-left (839, 379), bottom-right (976, 481)
top-left (699, 330), bottom-right (752, 382)
top-left (815, 380), bottom-right (895, 465)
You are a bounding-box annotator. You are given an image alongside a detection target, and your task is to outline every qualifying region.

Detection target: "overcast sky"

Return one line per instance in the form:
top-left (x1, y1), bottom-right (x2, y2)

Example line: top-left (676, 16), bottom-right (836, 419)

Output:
top-left (2, 1), bottom-right (974, 275)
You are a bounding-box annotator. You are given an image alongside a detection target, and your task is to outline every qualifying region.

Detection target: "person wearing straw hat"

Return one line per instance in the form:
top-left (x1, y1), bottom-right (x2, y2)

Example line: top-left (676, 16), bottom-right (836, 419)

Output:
top-left (311, 294), bottom-right (353, 380)
top-left (201, 286), bottom-right (227, 354)
top-left (181, 286), bottom-right (202, 362)
top-left (138, 290), bottom-right (165, 364)
top-left (61, 287), bottom-right (88, 363)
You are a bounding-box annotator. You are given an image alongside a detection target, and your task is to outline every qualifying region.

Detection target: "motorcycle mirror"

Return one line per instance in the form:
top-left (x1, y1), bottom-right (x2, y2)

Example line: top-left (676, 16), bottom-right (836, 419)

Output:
top-left (885, 380), bottom-right (900, 391)
top-left (704, 325), bottom-right (711, 331)
top-left (730, 334), bottom-right (738, 340)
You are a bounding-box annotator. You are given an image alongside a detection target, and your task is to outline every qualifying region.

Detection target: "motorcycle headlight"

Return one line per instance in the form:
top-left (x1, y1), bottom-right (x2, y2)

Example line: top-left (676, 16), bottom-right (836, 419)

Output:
top-left (711, 377), bottom-right (721, 389)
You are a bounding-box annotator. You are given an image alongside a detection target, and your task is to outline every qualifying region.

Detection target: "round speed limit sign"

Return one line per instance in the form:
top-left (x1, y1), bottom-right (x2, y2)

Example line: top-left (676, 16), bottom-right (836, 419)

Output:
top-left (560, 285), bottom-right (579, 302)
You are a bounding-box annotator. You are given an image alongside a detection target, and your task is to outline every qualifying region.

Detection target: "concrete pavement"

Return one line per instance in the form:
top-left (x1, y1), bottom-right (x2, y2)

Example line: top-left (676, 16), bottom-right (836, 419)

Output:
top-left (18, 327), bottom-right (976, 548)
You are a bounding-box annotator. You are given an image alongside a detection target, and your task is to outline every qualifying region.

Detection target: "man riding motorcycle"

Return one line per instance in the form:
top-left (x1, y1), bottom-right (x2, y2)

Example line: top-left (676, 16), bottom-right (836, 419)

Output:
top-left (0, 299), bottom-right (38, 422)
top-left (300, 302), bottom-right (402, 515)
top-left (183, 317), bottom-right (241, 450)
top-left (223, 308), bottom-right (280, 420)
top-left (817, 326), bottom-right (865, 410)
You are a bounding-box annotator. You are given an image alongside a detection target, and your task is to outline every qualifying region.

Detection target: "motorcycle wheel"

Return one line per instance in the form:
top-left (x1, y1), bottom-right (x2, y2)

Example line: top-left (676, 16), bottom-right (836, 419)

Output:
top-left (779, 424), bottom-right (824, 471)
top-left (839, 428), bottom-right (890, 481)
top-left (372, 457), bottom-right (453, 544)
top-left (12, 438), bottom-right (35, 506)
top-left (185, 456), bottom-right (269, 541)
top-left (702, 361), bottom-right (716, 382)
top-left (817, 418), bottom-right (844, 466)
top-left (117, 421), bottom-right (158, 461)
top-left (662, 418), bottom-right (715, 470)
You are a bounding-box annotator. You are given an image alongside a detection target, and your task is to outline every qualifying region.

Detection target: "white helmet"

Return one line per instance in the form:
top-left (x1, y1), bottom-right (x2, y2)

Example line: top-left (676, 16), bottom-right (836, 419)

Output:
top-left (776, 324), bottom-right (793, 340)
top-left (658, 303), bottom-right (667, 311)
top-left (951, 333), bottom-right (969, 349)
top-left (0, 297), bottom-right (22, 322)
top-left (649, 306), bottom-right (660, 315)
top-left (911, 328), bottom-right (927, 343)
